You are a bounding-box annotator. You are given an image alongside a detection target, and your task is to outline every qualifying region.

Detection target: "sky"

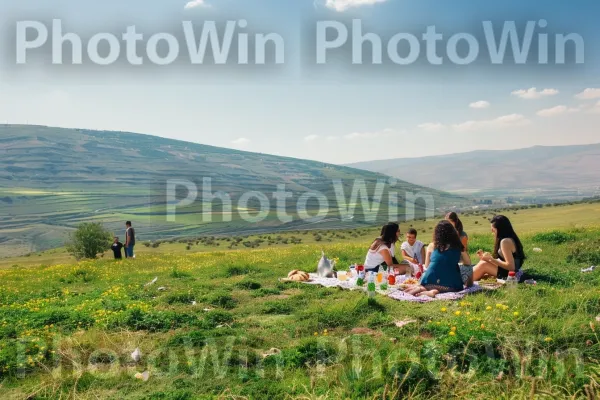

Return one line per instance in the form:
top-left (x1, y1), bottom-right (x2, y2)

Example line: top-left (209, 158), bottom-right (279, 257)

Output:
top-left (0, 0), bottom-right (599, 164)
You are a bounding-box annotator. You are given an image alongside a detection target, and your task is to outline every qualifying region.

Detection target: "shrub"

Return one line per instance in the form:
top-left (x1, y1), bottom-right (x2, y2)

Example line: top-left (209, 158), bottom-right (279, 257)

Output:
top-left (165, 292), bottom-right (195, 305)
top-left (120, 309), bottom-right (199, 332)
top-left (202, 310), bottom-right (234, 329)
top-left (235, 280), bottom-right (262, 290)
top-left (261, 301), bottom-right (293, 315)
top-left (566, 240), bottom-right (600, 265)
top-left (225, 265), bottom-right (257, 277)
top-left (251, 288), bottom-right (281, 298)
top-left (280, 338), bottom-right (338, 368)
top-left (532, 231), bottom-right (577, 245)
top-left (66, 222), bottom-right (112, 260)
top-left (204, 292), bottom-right (237, 309)
top-left (170, 268), bottom-right (192, 279)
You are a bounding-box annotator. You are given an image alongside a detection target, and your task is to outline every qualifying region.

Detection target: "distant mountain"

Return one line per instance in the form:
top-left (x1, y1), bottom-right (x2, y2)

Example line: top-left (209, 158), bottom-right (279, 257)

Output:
top-left (347, 144), bottom-right (600, 195)
top-left (0, 125), bottom-right (463, 256)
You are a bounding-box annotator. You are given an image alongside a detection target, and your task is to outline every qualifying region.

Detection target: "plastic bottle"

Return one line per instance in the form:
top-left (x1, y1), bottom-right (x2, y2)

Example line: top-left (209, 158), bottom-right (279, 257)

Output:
top-left (367, 272), bottom-right (376, 298)
top-left (381, 265), bottom-right (388, 289)
top-left (356, 267), bottom-right (365, 286)
top-left (506, 271), bottom-right (518, 290)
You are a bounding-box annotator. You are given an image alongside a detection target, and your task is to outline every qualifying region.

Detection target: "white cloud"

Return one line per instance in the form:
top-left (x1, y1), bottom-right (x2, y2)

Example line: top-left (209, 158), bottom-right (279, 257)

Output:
top-left (575, 88), bottom-right (600, 100)
top-left (185, 0), bottom-right (209, 9)
top-left (452, 114), bottom-right (530, 132)
top-left (511, 88), bottom-right (559, 100)
top-left (325, 0), bottom-right (388, 12)
top-left (344, 128), bottom-right (395, 140)
top-left (231, 138), bottom-right (250, 146)
top-left (417, 123), bottom-right (445, 132)
top-left (304, 135), bottom-right (319, 142)
top-left (469, 101), bottom-right (490, 109)
top-left (325, 135), bottom-right (339, 141)
top-left (536, 105), bottom-right (579, 117)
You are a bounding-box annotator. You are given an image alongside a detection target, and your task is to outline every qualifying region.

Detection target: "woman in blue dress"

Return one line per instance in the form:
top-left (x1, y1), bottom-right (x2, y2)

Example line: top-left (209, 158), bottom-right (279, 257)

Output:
top-left (405, 220), bottom-right (472, 298)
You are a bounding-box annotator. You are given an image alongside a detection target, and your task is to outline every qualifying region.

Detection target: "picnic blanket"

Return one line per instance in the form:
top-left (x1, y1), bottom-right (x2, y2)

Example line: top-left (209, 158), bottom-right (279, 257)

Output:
top-left (302, 274), bottom-right (500, 302)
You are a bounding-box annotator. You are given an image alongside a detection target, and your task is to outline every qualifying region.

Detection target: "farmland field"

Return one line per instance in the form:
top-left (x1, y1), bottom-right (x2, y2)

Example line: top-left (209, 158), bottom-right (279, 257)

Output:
top-left (1, 204), bottom-right (600, 399)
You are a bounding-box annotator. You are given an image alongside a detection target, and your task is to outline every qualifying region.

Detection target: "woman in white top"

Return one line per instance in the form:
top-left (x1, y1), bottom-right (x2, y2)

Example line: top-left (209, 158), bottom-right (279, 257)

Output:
top-left (364, 223), bottom-right (412, 275)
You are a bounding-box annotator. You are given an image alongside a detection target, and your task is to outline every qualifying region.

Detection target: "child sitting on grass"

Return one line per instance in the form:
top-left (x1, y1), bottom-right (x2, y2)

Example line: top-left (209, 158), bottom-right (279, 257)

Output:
top-left (405, 220), bottom-right (472, 298)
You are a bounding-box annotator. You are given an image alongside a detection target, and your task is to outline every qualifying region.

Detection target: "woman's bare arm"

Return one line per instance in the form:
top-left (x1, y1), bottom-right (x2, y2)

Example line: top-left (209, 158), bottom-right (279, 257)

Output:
top-left (381, 249), bottom-right (411, 275)
top-left (460, 251), bottom-right (471, 266)
top-left (424, 243), bottom-right (434, 268)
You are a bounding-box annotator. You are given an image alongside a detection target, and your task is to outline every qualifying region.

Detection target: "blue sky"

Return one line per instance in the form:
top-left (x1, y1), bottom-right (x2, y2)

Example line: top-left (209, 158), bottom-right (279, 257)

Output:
top-left (0, 0), bottom-right (599, 164)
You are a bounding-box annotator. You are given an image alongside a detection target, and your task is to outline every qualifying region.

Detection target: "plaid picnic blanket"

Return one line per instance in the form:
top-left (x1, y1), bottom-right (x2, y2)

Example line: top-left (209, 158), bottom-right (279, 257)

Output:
top-left (302, 274), bottom-right (501, 302)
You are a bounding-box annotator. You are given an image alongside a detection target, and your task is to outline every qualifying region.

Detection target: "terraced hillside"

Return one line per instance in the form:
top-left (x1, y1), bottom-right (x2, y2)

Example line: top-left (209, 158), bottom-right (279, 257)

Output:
top-left (0, 125), bottom-right (463, 256)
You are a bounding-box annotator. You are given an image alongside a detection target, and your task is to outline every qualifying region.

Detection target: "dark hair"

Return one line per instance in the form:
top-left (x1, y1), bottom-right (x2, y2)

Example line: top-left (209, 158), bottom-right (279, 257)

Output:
top-left (371, 222), bottom-right (400, 251)
top-left (126, 221), bottom-right (132, 226)
top-left (407, 228), bottom-right (418, 236)
top-left (433, 220), bottom-right (464, 252)
top-left (491, 215), bottom-right (525, 260)
top-left (445, 212), bottom-right (464, 236)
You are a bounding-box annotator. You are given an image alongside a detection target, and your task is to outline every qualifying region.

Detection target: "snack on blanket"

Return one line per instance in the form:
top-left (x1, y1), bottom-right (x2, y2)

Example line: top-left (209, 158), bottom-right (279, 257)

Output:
top-left (479, 277), bottom-right (498, 284)
top-left (287, 270), bottom-right (310, 281)
top-left (404, 278), bottom-right (419, 285)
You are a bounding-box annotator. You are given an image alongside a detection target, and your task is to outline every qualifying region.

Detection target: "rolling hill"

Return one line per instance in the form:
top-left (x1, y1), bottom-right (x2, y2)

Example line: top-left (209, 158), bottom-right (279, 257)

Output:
top-left (347, 144), bottom-right (600, 198)
top-left (0, 125), bottom-right (463, 256)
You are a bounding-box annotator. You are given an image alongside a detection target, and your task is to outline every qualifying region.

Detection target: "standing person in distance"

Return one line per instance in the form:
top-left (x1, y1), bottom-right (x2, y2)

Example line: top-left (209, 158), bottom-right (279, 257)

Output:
top-left (125, 221), bottom-right (136, 259)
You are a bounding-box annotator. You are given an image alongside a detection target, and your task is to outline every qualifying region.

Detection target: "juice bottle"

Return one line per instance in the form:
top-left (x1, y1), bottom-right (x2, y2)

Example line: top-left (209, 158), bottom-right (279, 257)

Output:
top-left (367, 272), bottom-right (376, 298)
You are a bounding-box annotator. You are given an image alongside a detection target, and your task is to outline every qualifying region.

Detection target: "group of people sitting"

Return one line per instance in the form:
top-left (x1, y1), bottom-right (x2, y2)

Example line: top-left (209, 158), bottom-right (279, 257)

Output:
top-left (363, 212), bottom-right (526, 298)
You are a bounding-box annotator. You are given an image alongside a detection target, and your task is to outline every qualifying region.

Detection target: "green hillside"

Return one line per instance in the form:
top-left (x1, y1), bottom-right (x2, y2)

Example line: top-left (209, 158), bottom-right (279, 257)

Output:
top-left (0, 125), bottom-right (463, 256)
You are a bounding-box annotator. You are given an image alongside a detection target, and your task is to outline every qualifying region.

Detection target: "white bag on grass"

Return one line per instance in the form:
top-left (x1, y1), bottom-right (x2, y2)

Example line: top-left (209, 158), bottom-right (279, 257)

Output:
top-left (317, 251), bottom-right (336, 278)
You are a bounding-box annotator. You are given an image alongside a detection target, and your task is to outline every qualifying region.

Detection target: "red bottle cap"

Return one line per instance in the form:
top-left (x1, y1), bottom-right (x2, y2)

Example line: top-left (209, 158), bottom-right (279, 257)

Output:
top-left (508, 272), bottom-right (516, 277)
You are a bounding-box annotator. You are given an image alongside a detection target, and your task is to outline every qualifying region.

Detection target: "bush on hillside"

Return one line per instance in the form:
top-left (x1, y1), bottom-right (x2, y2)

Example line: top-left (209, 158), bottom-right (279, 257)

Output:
top-left (566, 240), bottom-right (600, 265)
top-left (532, 231), bottom-right (577, 245)
top-left (66, 222), bottom-right (112, 260)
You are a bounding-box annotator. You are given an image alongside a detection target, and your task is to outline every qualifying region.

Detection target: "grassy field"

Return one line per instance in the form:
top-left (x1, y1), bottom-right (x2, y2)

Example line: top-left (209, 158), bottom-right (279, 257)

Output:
top-left (1, 205), bottom-right (600, 398)
top-left (3, 202), bottom-right (600, 269)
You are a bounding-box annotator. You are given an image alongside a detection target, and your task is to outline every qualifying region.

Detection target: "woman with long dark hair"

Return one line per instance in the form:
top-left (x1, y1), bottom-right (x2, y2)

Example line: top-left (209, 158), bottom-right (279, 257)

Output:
top-left (405, 220), bottom-right (472, 298)
top-left (445, 211), bottom-right (469, 252)
top-left (473, 215), bottom-right (526, 281)
top-left (364, 222), bottom-right (411, 275)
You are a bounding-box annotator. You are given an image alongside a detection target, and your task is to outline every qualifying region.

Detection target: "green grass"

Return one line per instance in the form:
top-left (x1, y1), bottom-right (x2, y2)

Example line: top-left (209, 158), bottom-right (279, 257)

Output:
top-left (2, 219), bottom-right (600, 398)
top-left (3, 201), bottom-right (600, 269)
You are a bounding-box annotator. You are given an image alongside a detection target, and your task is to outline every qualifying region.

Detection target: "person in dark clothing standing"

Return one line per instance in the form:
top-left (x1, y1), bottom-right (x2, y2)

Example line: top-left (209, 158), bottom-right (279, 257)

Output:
top-left (112, 237), bottom-right (124, 259)
top-left (125, 221), bottom-right (136, 259)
